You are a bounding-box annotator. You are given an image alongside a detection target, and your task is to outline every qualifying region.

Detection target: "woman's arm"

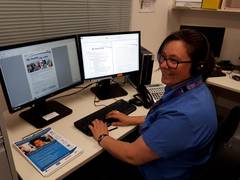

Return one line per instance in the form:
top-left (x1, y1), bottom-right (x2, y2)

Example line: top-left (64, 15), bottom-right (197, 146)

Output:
top-left (106, 110), bottom-right (145, 126)
top-left (100, 135), bottom-right (159, 165)
top-left (89, 120), bottom-right (159, 165)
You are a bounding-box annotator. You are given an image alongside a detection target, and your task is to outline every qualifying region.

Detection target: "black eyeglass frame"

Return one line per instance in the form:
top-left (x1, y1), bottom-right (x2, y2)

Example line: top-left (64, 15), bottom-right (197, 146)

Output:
top-left (157, 54), bottom-right (192, 69)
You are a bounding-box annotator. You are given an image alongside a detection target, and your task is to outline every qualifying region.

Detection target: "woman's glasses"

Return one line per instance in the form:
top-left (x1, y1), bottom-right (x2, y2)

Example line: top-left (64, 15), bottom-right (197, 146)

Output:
top-left (158, 54), bottom-right (192, 69)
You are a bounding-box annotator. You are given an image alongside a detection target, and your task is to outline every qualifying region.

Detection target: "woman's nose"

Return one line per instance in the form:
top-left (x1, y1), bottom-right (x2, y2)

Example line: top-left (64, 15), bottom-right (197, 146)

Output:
top-left (159, 60), bottom-right (168, 69)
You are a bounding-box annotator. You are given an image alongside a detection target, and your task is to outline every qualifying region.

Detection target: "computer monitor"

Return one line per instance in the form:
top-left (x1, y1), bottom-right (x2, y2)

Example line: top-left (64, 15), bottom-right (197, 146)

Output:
top-left (180, 25), bottom-right (225, 58)
top-left (0, 35), bottom-right (83, 128)
top-left (78, 31), bottom-right (140, 100)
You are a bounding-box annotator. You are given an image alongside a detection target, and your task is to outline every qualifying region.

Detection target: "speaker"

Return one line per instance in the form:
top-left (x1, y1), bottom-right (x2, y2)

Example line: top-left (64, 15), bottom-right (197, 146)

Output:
top-left (129, 47), bottom-right (153, 88)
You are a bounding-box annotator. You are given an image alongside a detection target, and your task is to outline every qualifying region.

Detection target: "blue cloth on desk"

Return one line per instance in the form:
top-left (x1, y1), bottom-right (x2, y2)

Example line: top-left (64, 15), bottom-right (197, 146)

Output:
top-left (139, 76), bottom-right (217, 180)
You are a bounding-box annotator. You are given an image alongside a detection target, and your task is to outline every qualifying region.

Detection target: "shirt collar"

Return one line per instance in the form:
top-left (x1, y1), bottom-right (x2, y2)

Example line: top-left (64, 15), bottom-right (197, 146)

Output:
top-left (164, 75), bottom-right (203, 92)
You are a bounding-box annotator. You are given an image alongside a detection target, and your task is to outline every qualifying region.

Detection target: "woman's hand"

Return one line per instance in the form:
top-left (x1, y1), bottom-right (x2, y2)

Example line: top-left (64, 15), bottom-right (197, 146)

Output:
top-left (105, 110), bottom-right (132, 126)
top-left (89, 119), bottom-right (109, 141)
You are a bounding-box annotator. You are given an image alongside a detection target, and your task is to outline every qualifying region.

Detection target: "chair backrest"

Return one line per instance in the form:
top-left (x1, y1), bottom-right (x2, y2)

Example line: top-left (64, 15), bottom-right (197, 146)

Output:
top-left (215, 106), bottom-right (240, 143)
top-left (190, 106), bottom-right (240, 180)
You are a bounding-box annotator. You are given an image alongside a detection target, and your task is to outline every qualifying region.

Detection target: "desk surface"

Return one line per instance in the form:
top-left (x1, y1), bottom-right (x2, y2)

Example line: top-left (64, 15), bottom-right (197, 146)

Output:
top-left (4, 68), bottom-right (239, 180)
top-left (4, 83), bottom-right (148, 180)
top-left (206, 72), bottom-right (240, 93)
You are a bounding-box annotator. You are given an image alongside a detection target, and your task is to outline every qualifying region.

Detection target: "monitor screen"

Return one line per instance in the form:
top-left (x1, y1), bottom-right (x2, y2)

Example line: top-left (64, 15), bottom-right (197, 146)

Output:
top-left (78, 31), bottom-right (140, 100)
top-left (0, 35), bottom-right (83, 128)
top-left (180, 25), bottom-right (225, 58)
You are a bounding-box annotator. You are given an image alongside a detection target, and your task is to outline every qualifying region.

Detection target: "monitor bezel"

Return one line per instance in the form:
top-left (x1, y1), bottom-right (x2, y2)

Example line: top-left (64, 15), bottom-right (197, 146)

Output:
top-left (0, 35), bottom-right (84, 113)
top-left (77, 31), bottom-right (141, 81)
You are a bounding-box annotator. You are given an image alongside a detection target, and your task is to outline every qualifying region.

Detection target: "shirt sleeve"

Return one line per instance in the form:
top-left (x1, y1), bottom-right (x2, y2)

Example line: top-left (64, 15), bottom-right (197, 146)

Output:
top-left (142, 111), bottom-right (193, 159)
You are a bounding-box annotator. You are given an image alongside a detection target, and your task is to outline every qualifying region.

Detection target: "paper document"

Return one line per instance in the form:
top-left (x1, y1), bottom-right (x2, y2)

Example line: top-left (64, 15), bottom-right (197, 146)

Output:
top-left (14, 127), bottom-right (83, 176)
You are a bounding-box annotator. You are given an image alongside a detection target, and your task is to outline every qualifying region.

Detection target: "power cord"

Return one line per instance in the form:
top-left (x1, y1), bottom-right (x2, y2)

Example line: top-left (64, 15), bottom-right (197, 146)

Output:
top-left (51, 82), bottom-right (96, 100)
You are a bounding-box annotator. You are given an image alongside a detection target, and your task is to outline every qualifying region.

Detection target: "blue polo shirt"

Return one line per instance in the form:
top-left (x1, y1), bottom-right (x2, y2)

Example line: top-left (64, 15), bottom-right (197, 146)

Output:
top-left (139, 76), bottom-right (217, 180)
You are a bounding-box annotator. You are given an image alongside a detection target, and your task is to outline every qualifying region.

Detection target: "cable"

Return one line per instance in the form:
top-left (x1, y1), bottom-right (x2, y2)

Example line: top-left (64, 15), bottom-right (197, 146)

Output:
top-left (93, 96), bottom-right (107, 107)
top-left (52, 82), bottom-right (96, 100)
top-left (125, 76), bottom-right (137, 90)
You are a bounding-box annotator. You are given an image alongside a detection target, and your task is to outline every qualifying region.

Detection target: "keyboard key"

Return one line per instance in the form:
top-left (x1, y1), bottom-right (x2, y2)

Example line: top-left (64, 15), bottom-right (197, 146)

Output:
top-left (74, 99), bottom-right (136, 136)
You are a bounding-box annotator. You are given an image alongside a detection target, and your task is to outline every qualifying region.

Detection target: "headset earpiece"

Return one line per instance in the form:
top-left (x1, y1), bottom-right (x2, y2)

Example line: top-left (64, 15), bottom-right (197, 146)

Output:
top-left (191, 32), bottom-right (210, 76)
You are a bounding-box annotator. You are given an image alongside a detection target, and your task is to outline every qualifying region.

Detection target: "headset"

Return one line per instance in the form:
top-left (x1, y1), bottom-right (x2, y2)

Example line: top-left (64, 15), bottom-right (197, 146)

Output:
top-left (190, 31), bottom-right (211, 76)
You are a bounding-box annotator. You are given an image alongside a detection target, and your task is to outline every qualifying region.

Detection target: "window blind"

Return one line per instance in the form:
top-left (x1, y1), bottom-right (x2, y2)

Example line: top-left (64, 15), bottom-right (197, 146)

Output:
top-left (0, 0), bottom-right (131, 46)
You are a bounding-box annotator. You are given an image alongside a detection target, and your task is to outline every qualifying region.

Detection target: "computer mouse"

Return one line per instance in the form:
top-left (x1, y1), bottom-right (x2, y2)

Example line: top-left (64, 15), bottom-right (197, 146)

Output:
top-left (128, 97), bottom-right (143, 106)
top-left (232, 75), bottom-right (240, 81)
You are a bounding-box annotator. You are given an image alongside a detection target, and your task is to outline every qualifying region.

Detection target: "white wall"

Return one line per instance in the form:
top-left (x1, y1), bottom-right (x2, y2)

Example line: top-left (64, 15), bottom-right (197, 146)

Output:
top-left (130, 1), bottom-right (240, 66)
top-left (130, 0), bottom-right (176, 57)
top-left (130, 0), bottom-right (175, 84)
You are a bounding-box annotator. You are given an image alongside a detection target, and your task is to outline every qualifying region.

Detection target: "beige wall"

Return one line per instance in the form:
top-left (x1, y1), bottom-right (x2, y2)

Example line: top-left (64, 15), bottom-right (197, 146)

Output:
top-left (130, 1), bottom-right (240, 66)
top-left (130, 0), bottom-right (173, 58)
top-left (130, 0), bottom-right (175, 84)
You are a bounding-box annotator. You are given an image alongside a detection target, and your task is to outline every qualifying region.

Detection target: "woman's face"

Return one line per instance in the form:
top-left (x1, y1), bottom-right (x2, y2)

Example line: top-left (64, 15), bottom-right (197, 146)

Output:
top-left (159, 40), bottom-right (192, 86)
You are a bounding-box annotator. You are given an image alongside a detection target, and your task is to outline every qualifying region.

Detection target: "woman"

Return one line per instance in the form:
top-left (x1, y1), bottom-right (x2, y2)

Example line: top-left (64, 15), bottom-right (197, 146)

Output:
top-left (89, 29), bottom-right (217, 179)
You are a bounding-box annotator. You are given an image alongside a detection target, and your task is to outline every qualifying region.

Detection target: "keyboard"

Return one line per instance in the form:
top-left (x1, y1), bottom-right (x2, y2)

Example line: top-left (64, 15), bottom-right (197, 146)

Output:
top-left (74, 99), bottom-right (137, 136)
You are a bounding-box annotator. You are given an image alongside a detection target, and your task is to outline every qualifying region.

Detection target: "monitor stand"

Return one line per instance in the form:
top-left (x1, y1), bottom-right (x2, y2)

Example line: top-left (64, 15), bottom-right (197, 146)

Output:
top-left (91, 79), bottom-right (128, 100)
top-left (19, 100), bottom-right (72, 128)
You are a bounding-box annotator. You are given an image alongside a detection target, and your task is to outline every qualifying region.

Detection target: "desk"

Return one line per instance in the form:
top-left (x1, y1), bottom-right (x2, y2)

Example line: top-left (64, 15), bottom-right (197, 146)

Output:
top-left (3, 83), bottom-right (148, 180)
top-left (206, 72), bottom-right (240, 122)
top-left (206, 73), bottom-right (240, 94)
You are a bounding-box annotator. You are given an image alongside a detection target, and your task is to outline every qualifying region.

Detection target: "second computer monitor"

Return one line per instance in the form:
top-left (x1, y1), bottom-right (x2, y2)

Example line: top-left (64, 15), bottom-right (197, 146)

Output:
top-left (180, 25), bottom-right (225, 58)
top-left (78, 31), bottom-right (140, 100)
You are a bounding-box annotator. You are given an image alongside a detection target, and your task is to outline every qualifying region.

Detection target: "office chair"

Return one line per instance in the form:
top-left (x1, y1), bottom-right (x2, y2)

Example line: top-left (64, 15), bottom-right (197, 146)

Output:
top-left (191, 106), bottom-right (240, 180)
top-left (215, 106), bottom-right (240, 144)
